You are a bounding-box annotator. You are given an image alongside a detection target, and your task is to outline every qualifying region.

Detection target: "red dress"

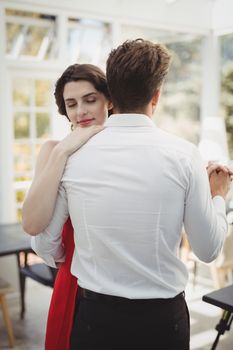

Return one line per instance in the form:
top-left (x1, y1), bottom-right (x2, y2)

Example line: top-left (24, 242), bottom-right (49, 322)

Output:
top-left (45, 218), bottom-right (78, 350)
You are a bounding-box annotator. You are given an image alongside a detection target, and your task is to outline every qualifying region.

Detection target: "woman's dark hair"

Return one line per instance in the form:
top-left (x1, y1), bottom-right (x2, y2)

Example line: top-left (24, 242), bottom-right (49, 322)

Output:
top-left (54, 64), bottom-right (111, 120)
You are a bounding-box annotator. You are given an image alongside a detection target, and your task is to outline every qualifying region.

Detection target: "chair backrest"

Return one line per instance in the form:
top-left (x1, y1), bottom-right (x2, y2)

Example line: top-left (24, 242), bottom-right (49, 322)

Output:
top-left (20, 252), bottom-right (57, 287)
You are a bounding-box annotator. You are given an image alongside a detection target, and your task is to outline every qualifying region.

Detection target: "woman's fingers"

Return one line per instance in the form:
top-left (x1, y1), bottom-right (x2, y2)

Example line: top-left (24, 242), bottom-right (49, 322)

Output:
top-left (206, 162), bottom-right (230, 178)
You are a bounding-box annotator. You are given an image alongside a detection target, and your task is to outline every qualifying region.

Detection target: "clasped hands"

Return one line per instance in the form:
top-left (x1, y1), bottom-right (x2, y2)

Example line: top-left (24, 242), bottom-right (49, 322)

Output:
top-left (206, 161), bottom-right (233, 199)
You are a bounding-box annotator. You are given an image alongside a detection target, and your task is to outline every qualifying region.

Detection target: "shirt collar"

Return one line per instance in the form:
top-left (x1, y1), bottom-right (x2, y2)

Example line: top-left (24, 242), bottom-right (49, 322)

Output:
top-left (105, 114), bottom-right (156, 128)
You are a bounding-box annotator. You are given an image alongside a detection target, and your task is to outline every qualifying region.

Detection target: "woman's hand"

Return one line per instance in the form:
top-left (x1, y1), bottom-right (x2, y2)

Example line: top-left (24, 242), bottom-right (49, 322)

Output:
top-left (209, 170), bottom-right (232, 199)
top-left (55, 125), bottom-right (105, 157)
top-left (206, 161), bottom-right (233, 199)
top-left (206, 161), bottom-right (233, 180)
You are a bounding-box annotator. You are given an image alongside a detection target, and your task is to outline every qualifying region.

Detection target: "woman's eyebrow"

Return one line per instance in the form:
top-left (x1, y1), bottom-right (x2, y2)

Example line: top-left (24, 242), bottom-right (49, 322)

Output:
top-left (65, 92), bottom-right (98, 102)
top-left (65, 98), bottom-right (75, 102)
top-left (83, 92), bottom-right (97, 98)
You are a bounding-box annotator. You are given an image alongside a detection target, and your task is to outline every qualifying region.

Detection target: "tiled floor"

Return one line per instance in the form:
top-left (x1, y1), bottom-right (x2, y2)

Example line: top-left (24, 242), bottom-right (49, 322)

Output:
top-left (0, 281), bottom-right (52, 350)
top-left (0, 266), bottom-right (233, 349)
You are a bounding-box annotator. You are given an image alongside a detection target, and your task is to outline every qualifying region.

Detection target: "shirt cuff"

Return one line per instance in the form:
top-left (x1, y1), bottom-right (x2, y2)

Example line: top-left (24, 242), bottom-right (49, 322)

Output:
top-left (212, 195), bottom-right (226, 212)
top-left (31, 237), bottom-right (65, 268)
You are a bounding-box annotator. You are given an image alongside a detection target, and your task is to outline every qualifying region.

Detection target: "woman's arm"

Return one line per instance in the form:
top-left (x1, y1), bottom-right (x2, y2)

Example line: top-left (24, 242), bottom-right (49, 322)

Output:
top-left (22, 125), bottom-right (104, 235)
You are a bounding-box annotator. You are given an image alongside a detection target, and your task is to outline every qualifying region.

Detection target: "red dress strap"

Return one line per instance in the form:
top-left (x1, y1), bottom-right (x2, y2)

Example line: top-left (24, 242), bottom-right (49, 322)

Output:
top-left (45, 218), bottom-right (78, 350)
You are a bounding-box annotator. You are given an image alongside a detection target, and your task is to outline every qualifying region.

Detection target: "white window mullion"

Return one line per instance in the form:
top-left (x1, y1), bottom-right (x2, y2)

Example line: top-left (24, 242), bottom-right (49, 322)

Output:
top-left (56, 12), bottom-right (68, 65)
top-left (31, 79), bottom-right (37, 171)
top-left (0, 72), bottom-right (16, 222)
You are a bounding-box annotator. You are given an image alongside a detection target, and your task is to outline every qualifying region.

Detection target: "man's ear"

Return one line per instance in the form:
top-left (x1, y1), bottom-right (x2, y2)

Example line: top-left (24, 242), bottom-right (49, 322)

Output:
top-left (152, 90), bottom-right (160, 111)
top-left (108, 101), bottom-right (114, 110)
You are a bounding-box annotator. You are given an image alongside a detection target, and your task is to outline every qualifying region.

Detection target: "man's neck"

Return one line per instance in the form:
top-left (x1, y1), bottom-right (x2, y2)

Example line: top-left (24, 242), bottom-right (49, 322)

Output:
top-left (113, 109), bottom-right (152, 119)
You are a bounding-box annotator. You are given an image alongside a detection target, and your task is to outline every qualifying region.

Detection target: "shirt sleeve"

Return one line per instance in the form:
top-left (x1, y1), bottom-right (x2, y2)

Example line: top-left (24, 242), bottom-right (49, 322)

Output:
top-left (31, 184), bottom-right (69, 268)
top-left (183, 148), bottom-right (228, 263)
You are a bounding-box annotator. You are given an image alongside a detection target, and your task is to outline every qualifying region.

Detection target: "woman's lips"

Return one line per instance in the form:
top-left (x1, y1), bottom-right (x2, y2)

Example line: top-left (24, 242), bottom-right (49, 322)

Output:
top-left (78, 118), bottom-right (95, 127)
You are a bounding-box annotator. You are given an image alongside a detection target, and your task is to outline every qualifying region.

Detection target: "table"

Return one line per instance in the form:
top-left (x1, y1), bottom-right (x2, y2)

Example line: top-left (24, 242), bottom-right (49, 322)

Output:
top-left (202, 285), bottom-right (233, 350)
top-left (0, 223), bottom-right (34, 319)
top-left (0, 223), bottom-right (56, 319)
top-left (0, 223), bottom-right (32, 318)
top-left (0, 223), bottom-right (32, 258)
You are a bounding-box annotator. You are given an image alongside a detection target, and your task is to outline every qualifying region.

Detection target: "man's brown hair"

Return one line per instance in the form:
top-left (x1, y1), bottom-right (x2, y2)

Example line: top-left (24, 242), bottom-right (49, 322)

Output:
top-left (106, 38), bottom-right (171, 113)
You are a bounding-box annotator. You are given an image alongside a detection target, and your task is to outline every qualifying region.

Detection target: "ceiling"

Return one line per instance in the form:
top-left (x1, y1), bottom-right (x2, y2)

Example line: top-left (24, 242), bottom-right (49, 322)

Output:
top-left (5, 0), bottom-right (233, 35)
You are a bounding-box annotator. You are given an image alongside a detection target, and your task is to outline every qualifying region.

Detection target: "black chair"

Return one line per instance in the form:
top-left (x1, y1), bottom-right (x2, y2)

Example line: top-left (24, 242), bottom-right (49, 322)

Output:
top-left (202, 285), bottom-right (233, 350)
top-left (19, 251), bottom-right (57, 319)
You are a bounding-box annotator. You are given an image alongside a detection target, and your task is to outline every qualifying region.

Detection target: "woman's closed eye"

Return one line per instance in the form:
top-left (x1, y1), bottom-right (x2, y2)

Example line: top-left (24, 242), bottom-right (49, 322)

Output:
top-left (67, 104), bottom-right (76, 108)
top-left (86, 99), bottom-right (96, 103)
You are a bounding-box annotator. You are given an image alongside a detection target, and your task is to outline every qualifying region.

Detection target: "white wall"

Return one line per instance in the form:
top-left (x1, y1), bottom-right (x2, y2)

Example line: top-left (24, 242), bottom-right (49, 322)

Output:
top-left (213, 0), bottom-right (233, 34)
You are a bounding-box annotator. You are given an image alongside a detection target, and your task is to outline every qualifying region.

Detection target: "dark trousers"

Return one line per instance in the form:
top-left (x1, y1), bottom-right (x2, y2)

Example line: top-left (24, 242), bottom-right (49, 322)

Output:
top-left (70, 290), bottom-right (190, 350)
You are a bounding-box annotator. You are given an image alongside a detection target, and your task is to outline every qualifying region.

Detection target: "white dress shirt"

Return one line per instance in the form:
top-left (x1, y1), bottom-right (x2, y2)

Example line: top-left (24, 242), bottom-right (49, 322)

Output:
top-left (32, 114), bottom-right (227, 299)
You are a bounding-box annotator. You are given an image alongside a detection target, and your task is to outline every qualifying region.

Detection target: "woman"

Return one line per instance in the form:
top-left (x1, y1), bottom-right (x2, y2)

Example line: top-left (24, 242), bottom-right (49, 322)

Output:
top-left (22, 63), bottom-right (112, 350)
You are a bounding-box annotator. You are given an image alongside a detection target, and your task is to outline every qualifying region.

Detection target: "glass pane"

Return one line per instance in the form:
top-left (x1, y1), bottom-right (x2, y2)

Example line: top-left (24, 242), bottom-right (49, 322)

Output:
top-left (15, 175), bottom-right (32, 182)
top-left (120, 25), bottom-right (202, 144)
top-left (121, 25), bottom-right (170, 42)
top-left (6, 9), bottom-right (42, 18)
top-left (14, 112), bottom-right (30, 138)
top-left (6, 23), bottom-right (24, 54)
top-left (12, 79), bottom-right (31, 106)
top-left (221, 34), bottom-right (233, 158)
top-left (36, 113), bottom-right (50, 138)
top-left (67, 18), bottom-right (112, 67)
top-left (14, 144), bottom-right (32, 172)
top-left (17, 208), bottom-right (22, 222)
top-left (163, 39), bottom-right (202, 145)
top-left (21, 26), bottom-right (48, 56)
top-left (16, 190), bottom-right (26, 204)
top-left (6, 9), bottom-right (57, 59)
top-left (121, 24), bottom-right (199, 46)
top-left (35, 80), bottom-right (51, 106)
top-left (35, 144), bottom-right (42, 157)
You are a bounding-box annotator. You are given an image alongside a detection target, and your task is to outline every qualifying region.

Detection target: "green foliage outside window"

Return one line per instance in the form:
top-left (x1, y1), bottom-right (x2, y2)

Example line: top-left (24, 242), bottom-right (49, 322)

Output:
top-left (221, 34), bottom-right (233, 159)
top-left (14, 112), bottom-right (30, 138)
top-left (36, 113), bottom-right (50, 138)
top-left (16, 190), bottom-right (26, 203)
top-left (222, 69), bottom-right (233, 158)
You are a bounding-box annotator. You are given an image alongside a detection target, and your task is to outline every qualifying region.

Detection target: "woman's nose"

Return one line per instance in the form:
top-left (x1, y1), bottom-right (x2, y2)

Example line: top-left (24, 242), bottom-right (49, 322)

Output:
top-left (76, 105), bottom-right (87, 116)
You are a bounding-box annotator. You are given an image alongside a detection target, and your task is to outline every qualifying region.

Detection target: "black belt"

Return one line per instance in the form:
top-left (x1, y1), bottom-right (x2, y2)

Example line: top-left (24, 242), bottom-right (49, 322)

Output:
top-left (79, 287), bottom-right (184, 304)
top-left (79, 287), bottom-right (132, 303)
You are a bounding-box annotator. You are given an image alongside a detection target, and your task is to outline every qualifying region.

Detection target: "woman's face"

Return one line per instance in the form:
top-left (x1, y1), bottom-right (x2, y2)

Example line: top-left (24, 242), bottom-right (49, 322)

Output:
top-left (63, 80), bottom-right (109, 128)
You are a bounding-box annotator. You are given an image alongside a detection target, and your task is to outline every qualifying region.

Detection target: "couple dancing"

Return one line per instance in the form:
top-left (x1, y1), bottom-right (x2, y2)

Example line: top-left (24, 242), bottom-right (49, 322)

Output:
top-left (23, 39), bottom-right (232, 350)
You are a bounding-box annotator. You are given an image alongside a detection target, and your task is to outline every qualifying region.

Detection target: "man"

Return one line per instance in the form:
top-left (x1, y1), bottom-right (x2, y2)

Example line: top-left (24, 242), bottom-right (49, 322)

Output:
top-left (32, 39), bottom-right (231, 350)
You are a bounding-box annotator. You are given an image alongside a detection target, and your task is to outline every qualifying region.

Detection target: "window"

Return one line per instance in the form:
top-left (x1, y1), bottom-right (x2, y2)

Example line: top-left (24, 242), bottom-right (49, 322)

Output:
top-left (12, 77), bottom-right (54, 220)
top-left (67, 18), bottom-right (112, 68)
top-left (6, 9), bottom-right (57, 60)
top-left (221, 34), bottom-right (233, 158)
top-left (121, 25), bottom-right (202, 144)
